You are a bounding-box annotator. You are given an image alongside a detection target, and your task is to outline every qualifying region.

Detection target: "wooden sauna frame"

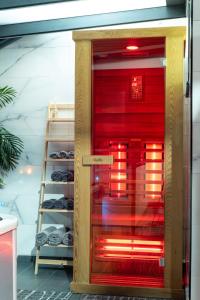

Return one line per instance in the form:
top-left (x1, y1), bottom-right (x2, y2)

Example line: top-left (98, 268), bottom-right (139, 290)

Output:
top-left (71, 27), bottom-right (186, 300)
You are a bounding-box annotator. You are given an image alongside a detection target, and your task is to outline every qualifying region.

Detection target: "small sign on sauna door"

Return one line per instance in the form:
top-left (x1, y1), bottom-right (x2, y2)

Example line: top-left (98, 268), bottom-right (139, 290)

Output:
top-left (82, 155), bottom-right (114, 165)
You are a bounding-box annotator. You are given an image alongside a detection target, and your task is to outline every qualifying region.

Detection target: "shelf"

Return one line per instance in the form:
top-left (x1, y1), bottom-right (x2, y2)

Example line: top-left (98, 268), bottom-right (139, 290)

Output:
top-left (37, 258), bottom-right (73, 267)
top-left (42, 244), bottom-right (73, 248)
top-left (45, 158), bottom-right (74, 166)
top-left (46, 159), bottom-right (74, 162)
top-left (42, 181), bottom-right (74, 185)
top-left (48, 118), bottom-right (74, 122)
top-left (35, 103), bottom-right (75, 275)
top-left (46, 137), bottom-right (74, 142)
top-left (39, 208), bottom-right (74, 213)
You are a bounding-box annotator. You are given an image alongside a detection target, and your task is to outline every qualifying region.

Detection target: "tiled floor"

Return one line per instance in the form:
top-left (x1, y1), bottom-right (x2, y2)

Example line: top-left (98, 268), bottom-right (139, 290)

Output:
top-left (17, 290), bottom-right (73, 300)
top-left (17, 257), bottom-right (81, 299)
top-left (17, 258), bottom-right (173, 300)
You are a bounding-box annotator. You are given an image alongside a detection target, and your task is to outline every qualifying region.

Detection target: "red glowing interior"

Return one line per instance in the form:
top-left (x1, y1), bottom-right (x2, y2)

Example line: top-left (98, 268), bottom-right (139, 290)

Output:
top-left (91, 37), bottom-right (165, 288)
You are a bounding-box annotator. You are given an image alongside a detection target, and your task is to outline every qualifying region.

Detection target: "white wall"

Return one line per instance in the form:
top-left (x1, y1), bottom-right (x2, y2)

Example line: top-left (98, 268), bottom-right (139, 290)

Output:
top-left (0, 31), bottom-right (75, 256)
top-left (191, 0), bottom-right (200, 299)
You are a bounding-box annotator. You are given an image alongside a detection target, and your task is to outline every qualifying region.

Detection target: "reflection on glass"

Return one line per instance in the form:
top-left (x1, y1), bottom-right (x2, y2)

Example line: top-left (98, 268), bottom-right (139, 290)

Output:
top-left (91, 37), bottom-right (165, 287)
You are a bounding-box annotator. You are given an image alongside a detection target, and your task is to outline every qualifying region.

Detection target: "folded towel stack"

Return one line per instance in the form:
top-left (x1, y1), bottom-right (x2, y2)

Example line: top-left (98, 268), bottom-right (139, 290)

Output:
top-left (36, 226), bottom-right (73, 246)
top-left (54, 198), bottom-right (64, 209)
top-left (61, 170), bottom-right (74, 182)
top-left (36, 226), bottom-right (56, 246)
top-left (48, 226), bottom-right (66, 246)
top-left (58, 151), bottom-right (68, 159)
top-left (57, 197), bottom-right (74, 210)
top-left (68, 151), bottom-right (74, 159)
top-left (49, 152), bottom-right (59, 159)
top-left (59, 151), bottom-right (74, 159)
top-left (51, 170), bottom-right (74, 182)
top-left (61, 197), bottom-right (74, 210)
top-left (42, 197), bottom-right (74, 210)
top-left (49, 150), bottom-right (74, 159)
top-left (42, 199), bottom-right (56, 209)
top-left (63, 230), bottom-right (73, 246)
top-left (51, 170), bottom-right (63, 181)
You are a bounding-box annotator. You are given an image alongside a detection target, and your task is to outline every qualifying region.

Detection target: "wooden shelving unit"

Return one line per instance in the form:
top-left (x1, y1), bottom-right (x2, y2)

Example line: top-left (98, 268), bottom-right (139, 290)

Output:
top-left (34, 104), bottom-right (74, 275)
top-left (41, 181), bottom-right (74, 185)
top-left (39, 208), bottom-right (73, 213)
top-left (37, 259), bottom-right (73, 267)
top-left (45, 138), bottom-right (74, 142)
top-left (42, 244), bottom-right (73, 248)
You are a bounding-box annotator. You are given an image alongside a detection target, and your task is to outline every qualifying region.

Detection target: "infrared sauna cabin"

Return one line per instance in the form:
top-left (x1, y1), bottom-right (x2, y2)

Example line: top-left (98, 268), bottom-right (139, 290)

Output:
top-left (71, 27), bottom-right (186, 299)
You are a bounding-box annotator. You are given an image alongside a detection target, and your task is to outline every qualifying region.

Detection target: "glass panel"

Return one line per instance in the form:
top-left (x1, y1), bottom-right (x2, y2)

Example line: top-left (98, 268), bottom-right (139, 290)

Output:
top-left (91, 37), bottom-right (165, 287)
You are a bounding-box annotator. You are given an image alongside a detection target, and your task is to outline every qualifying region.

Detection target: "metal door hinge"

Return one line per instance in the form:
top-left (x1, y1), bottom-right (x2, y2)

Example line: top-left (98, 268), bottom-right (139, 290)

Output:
top-left (159, 257), bottom-right (165, 267)
top-left (162, 58), bottom-right (167, 67)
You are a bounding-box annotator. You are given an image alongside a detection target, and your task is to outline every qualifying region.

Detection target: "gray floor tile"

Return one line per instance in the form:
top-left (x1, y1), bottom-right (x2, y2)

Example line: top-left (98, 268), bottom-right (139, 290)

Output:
top-left (17, 259), bottom-right (72, 292)
top-left (17, 260), bottom-right (173, 300)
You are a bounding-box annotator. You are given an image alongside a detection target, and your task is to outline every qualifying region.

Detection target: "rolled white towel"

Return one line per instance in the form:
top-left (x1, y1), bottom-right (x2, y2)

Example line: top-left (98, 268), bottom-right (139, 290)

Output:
top-left (48, 226), bottom-right (66, 246)
top-left (36, 226), bottom-right (56, 247)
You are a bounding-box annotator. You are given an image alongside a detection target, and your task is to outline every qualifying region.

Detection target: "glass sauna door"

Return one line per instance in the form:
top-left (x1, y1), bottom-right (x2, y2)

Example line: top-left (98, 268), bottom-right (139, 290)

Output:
top-left (90, 37), bottom-right (165, 288)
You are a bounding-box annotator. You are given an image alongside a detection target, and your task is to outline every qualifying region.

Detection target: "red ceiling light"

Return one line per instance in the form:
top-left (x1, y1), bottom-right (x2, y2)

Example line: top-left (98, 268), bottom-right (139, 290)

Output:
top-left (126, 45), bottom-right (139, 51)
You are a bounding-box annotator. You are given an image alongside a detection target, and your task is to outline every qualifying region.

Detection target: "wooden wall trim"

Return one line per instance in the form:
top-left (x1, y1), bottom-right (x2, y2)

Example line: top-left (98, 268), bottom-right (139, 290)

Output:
top-left (72, 26), bottom-right (186, 294)
top-left (73, 26), bottom-right (186, 41)
top-left (73, 40), bottom-right (91, 284)
top-left (164, 35), bottom-right (184, 289)
top-left (71, 282), bottom-right (184, 300)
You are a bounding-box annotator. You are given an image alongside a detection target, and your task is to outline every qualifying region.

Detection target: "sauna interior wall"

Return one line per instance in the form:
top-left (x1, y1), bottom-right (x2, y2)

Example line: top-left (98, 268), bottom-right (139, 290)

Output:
top-left (90, 37), bottom-right (165, 288)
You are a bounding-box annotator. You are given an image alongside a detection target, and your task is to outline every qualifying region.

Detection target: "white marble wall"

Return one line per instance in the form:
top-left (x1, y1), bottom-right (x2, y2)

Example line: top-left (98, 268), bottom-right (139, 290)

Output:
top-left (0, 31), bottom-right (75, 256)
top-left (191, 1), bottom-right (200, 299)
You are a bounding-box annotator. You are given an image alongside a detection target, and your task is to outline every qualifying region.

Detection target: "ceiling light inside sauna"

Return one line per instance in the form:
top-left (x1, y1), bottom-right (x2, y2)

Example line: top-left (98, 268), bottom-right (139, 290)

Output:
top-left (126, 45), bottom-right (139, 50)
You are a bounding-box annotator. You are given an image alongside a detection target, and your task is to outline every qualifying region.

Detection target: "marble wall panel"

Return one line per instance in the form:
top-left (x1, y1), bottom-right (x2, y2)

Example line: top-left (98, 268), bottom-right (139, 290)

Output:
top-left (0, 31), bottom-right (75, 256)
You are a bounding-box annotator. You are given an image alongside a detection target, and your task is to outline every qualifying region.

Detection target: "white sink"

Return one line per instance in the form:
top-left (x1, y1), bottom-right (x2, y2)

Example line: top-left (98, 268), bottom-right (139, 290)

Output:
top-left (0, 213), bottom-right (18, 235)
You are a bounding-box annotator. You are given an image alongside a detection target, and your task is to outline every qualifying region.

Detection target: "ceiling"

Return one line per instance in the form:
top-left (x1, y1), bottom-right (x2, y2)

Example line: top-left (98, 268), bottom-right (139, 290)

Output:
top-left (0, 0), bottom-right (186, 10)
top-left (0, 0), bottom-right (169, 25)
top-left (0, 0), bottom-right (186, 40)
top-left (93, 37), bottom-right (165, 63)
top-left (166, 0), bottom-right (185, 5)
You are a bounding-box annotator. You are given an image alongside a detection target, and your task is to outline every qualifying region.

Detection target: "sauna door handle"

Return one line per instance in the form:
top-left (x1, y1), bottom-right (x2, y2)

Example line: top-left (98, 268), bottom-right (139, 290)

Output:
top-left (82, 155), bottom-right (114, 166)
